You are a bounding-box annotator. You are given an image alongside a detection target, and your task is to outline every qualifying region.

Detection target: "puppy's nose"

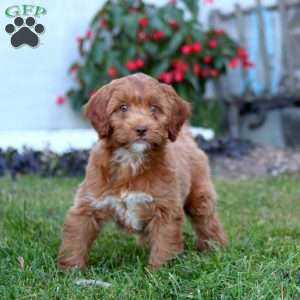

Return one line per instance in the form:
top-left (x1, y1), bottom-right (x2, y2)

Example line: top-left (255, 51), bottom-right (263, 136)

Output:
top-left (135, 126), bottom-right (148, 137)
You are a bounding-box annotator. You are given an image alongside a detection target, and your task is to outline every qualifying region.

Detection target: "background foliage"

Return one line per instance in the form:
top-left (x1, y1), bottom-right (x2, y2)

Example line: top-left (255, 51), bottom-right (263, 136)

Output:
top-left (0, 139), bottom-right (253, 178)
top-left (65, 0), bottom-right (251, 126)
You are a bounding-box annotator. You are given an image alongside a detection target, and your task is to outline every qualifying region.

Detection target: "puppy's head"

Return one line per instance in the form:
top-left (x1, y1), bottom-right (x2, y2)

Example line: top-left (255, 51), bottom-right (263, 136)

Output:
top-left (84, 73), bottom-right (190, 151)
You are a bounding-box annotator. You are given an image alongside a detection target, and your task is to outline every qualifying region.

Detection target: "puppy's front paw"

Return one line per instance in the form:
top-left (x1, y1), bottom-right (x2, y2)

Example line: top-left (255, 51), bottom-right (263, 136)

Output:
top-left (195, 240), bottom-right (211, 252)
top-left (195, 238), bottom-right (226, 252)
top-left (146, 262), bottom-right (163, 271)
top-left (58, 256), bottom-right (86, 271)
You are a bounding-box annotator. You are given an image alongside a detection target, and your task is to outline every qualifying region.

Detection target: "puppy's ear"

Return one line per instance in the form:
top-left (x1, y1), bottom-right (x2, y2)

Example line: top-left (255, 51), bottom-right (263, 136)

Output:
top-left (160, 84), bottom-right (191, 142)
top-left (83, 84), bottom-right (113, 138)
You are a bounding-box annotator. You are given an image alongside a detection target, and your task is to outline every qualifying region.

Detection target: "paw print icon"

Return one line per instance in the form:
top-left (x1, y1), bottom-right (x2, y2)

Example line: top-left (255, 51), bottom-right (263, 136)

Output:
top-left (5, 16), bottom-right (44, 48)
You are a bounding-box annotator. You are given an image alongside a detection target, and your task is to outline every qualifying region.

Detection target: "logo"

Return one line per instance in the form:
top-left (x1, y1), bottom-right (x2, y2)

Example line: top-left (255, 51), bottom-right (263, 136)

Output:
top-left (4, 5), bottom-right (46, 48)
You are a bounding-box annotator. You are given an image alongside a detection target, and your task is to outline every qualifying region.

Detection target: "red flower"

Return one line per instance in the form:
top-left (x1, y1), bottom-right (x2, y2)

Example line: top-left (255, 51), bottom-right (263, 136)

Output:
top-left (76, 36), bottom-right (83, 44)
top-left (203, 55), bottom-right (212, 64)
top-left (202, 68), bottom-right (210, 77)
top-left (159, 71), bottom-right (173, 84)
top-left (107, 66), bottom-right (118, 78)
top-left (85, 30), bottom-right (93, 39)
top-left (99, 19), bottom-right (108, 27)
top-left (210, 68), bottom-right (219, 77)
top-left (137, 31), bottom-right (147, 42)
top-left (70, 65), bottom-right (78, 74)
top-left (181, 44), bottom-right (192, 55)
top-left (169, 0), bottom-right (177, 4)
top-left (168, 20), bottom-right (179, 30)
top-left (135, 58), bottom-right (145, 68)
top-left (152, 30), bottom-right (165, 41)
top-left (204, 0), bottom-right (214, 4)
top-left (214, 28), bottom-right (225, 36)
top-left (56, 96), bottom-right (65, 105)
top-left (191, 41), bottom-right (202, 53)
top-left (139, 16), bottom-right (149, 28)
top-left (172, 59), bottom-right (188, 72)
top-left (208, 39), bottom-right (218, 48)
top-left (193, 64), bottom-right (202, 76)
top-left (228, 57), bottom-right (240, 69)
top-left (237, 47), bottom-right (248, 59)
top-left (173, 70), bottom-right (184, 82)
top-left (242, 60), bottom-right (254, 69)
top-left (126, 60), bottom-right (137, 71)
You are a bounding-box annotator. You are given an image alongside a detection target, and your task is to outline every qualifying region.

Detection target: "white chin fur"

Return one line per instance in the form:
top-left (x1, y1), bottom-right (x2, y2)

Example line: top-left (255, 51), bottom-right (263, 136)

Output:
top-left (130, 141), bottom-right (149, 153)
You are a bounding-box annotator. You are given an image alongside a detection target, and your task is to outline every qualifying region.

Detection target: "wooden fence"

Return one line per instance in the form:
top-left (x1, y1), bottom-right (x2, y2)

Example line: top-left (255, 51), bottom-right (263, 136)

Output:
top-left (209, 0), bottom-right (300, 137)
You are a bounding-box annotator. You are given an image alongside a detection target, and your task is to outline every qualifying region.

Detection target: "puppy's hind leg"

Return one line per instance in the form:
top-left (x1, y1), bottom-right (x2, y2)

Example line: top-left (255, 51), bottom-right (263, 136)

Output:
top-left (185, 179), bottom-right (226, 251)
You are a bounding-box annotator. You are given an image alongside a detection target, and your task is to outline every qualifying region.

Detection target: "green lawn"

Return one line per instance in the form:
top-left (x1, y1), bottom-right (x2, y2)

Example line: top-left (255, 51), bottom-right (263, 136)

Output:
top-left (0, 175), bottom-right (300, 300)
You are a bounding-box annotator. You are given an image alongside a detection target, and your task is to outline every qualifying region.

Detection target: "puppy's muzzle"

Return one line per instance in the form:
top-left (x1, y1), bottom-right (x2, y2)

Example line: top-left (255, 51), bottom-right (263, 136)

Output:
top-left (135, 126), bottom-right (148, 137)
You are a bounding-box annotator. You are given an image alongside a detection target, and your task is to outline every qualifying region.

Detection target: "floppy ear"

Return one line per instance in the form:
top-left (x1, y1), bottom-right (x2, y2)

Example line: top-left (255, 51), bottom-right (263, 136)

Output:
top-left (83, 84), bottom-right (113, 138)
top-left (160, 84), bottom-right (191, 142)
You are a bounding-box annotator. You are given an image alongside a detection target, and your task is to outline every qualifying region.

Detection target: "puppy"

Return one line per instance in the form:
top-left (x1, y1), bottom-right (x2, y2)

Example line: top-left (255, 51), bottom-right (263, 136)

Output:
top-left (58, 73), bottom-right (226, 269)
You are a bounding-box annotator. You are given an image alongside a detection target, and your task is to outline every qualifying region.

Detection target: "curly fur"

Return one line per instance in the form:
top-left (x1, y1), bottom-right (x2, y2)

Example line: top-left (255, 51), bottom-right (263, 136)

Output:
top-left (58, 73), bottom-right (226, 270)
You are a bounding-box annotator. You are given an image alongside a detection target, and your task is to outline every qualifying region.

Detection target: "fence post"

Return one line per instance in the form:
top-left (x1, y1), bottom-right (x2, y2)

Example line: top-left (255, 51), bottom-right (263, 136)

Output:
top-left (278, 0), bottom-right (295, 94)
top-left (255, 0), bottom-right (272, 97)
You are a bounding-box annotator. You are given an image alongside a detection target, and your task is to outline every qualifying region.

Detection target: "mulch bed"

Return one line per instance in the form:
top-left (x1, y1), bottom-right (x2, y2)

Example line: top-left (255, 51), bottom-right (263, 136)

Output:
top-left (1, 138), bottom-right (299, 179)
top-left (208, 144), bottom-right (300, 178)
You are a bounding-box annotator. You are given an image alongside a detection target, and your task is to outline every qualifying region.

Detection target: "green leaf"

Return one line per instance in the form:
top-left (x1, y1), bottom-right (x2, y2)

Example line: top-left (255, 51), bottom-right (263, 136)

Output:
top-left (111, 4), bottom-right (123, 29)
top-left (185, 72), bottom-right (200, 92)
top-left (183, 0), bottom-right (199, 21)
top-left (105, 50), bottom-right (121, 68)
top-left (150, 59), bottom-right (169, 77)
top-left (90, 1), bottom-right (110, 26)
top-left (191, 25), bottom-right (204, 41)
top-left (123, 14), bottom-right (139, 39)
top-left (125, 46), bottom-right (137, 59)
top-left (144, 42), bottom-right (159, 56)
top-left (68, 89), bottom-right (86, 111)
top-left (161, 27), bottom-right (187, 57)
top-left (214, 56), bottom-right (225, 70)
top-left (177, 84), bottom-right (190, 101)
top-left (161, 4), bottom-right (184, 21)
top-left (91, 40), bottom-right (107, 63)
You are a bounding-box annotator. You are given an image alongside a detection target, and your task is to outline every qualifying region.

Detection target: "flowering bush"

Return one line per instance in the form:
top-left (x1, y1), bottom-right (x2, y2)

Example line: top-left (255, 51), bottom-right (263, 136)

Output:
top-left (63, 0), bottom-right (252, 125)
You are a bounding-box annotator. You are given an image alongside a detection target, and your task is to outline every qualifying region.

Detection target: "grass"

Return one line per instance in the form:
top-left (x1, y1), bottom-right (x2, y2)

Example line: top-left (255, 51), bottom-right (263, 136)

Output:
top-left (0, 175), bottom-right (300, 300)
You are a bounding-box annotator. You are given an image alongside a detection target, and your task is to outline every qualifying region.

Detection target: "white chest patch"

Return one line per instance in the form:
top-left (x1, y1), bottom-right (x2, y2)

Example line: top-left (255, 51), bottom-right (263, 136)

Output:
top-left (112, 142), bottom-right (149, 173)
top-left (88, 191), bottom-right (153, 231)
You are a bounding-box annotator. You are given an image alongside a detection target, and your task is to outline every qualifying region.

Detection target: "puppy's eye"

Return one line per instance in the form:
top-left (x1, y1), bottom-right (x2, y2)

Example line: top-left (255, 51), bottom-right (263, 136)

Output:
top-left (120, 104), bottom-right (128, 112)
top-left (150, 105), bottom-right (158, 113)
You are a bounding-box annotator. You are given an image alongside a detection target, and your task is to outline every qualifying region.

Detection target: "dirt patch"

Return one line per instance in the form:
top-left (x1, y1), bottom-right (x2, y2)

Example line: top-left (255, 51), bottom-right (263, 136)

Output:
top-left (209, 145), bottom-right (300, 178)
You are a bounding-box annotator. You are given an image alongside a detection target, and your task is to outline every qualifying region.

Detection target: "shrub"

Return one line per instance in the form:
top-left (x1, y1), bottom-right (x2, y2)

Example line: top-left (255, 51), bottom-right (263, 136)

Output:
top-left (0, 142), bottom-right (253, 178)
top-left (0, 148), bottom-right (89, 178)
top-left (63, 0), bottom-right (252, 125)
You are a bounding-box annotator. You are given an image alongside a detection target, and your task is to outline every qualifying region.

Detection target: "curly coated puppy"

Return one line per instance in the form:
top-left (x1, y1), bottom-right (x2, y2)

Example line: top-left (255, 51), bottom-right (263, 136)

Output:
top-left (58, 73), bottom-right (226, 270)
